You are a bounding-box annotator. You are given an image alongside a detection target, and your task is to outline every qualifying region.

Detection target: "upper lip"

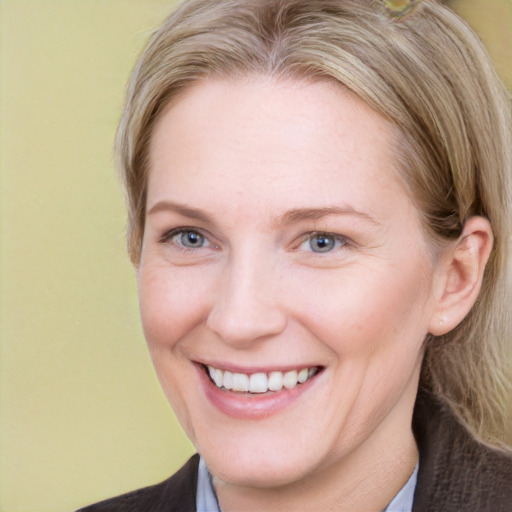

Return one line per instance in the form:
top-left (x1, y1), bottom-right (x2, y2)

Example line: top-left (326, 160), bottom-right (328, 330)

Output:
top-left (196, 360), bottom-right (323, 374)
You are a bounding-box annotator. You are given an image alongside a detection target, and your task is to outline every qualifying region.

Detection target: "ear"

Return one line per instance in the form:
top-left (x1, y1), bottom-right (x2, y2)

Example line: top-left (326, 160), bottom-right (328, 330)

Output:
top-left (429, 216), bottom-right (493, 336)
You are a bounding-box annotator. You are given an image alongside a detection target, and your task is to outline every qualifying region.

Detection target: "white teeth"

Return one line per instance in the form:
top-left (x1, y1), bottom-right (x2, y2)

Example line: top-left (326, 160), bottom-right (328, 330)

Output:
top-left (268, 371), bottom-right (283, 391)
top-left (223, 370), bottom-right (234, 390)
top-left (298, 368), bottom-right (309, 383)
top-left (249, 373), bottom-right (268, 393)
top-left (206, 365), bottom-right (319, 393)
top-left (232, 373), bottom-right (250, 392)
top-left (213, 368), bottom-right (223, 388)
top-left (283, 370), bottom-right (298, 389)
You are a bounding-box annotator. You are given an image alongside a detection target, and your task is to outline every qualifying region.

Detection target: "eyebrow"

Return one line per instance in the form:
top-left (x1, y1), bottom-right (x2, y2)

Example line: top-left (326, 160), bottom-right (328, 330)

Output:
top-left (147, 201), bottom-right (381, 227)
top-left (277, 206), bottom-right (381, 227)
top-left (148, 201), bottom-right (211, 222)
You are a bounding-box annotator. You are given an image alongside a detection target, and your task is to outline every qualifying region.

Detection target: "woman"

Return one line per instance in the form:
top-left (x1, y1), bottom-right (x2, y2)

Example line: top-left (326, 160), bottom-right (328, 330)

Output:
top-left (79, 0), bottom-right (512, 510)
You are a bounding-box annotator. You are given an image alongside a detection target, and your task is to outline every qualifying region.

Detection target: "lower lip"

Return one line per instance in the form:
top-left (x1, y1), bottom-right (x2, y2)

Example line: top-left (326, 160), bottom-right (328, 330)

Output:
top-left (196, 365), bottom-right (320, 419)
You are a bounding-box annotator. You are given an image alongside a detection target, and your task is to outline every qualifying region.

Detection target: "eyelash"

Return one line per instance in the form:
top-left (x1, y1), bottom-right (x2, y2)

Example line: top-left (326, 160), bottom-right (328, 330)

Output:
top-left (159, 228), bottom-right (212, 250)
top-left (297, 232), bottom-right (350, 254)
top-left (159, 228), bottom-right (351, 255)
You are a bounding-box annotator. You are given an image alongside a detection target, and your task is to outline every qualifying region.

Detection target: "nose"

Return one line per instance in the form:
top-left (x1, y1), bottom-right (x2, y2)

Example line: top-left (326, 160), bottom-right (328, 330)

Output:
top-left (206, 253), bottom-right (288, 348)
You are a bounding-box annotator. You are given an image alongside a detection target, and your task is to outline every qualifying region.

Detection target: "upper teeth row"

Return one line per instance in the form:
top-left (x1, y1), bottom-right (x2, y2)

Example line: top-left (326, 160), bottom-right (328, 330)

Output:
top-left (207, 366), bottom-right (317, 393)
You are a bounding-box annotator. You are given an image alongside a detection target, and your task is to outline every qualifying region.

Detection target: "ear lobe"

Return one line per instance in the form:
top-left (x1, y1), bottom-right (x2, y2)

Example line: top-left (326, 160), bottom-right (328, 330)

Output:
top-left (428, 216), bottom-right (493, 336)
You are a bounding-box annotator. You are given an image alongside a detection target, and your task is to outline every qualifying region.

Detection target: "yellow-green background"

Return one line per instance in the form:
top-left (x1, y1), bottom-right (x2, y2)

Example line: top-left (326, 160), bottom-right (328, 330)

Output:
top-left (0, 1), bottom-right (510, 511)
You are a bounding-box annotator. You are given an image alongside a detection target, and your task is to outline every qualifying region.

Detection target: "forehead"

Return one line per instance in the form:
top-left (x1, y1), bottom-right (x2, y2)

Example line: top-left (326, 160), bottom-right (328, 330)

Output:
top-left (147, 76), bottom-right (414, 225)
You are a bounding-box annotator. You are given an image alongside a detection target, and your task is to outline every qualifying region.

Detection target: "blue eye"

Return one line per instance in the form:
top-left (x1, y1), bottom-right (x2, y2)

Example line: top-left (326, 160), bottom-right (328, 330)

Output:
top-left (310, 233), bottom-right (335, 252)
top-left (303, 232), bottom-right (346, 253)
top-left (171, 230), bottom-right (208, 249)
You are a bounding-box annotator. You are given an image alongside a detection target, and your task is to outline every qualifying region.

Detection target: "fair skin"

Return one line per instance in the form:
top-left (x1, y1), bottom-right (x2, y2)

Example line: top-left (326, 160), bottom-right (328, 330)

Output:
top-left (138, 77), bottom-right (493, 511)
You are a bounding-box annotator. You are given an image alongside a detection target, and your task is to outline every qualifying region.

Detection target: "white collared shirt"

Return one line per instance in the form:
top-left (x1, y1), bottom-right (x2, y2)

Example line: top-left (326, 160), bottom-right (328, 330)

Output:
top-left (196, 457), bottom-right (419, 512)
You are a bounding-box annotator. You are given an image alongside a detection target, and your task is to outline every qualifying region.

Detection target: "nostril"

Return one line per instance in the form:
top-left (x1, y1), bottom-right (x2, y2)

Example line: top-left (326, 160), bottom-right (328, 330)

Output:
top-left (206, 304), bottom-right (287, 347)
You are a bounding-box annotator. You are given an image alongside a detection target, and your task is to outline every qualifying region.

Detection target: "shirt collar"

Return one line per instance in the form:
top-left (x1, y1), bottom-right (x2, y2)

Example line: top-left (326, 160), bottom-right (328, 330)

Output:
top-left (196, 456), bottom-right (418, 512)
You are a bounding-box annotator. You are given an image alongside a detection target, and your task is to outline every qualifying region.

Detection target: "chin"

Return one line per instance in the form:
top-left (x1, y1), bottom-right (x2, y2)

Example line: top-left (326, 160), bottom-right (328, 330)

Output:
top-left (193, 419), bottom-right (339, 489)
top-left (205, 449), bottom-right (321, 489)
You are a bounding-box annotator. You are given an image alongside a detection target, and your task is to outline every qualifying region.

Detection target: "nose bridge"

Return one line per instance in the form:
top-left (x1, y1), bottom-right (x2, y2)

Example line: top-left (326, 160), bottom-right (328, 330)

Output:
top-left (206, 243), bottom-right (287, 346)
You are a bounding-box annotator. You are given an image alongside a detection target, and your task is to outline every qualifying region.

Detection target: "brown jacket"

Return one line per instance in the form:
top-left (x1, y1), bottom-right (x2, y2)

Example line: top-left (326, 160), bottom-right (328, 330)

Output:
top-left (77, 391), bottom-right (512, 511)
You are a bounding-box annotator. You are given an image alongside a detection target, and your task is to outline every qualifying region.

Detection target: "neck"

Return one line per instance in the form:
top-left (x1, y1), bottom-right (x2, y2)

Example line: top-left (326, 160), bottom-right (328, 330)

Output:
top-left (213, 403), bottom-right (419, 512)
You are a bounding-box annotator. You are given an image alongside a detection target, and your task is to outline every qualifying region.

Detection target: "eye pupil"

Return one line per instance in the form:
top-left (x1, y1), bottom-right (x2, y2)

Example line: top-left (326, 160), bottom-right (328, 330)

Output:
top-left (311, 233), bottom-right (335, 252)
top-left (181, 231), bottom-right (204, 248)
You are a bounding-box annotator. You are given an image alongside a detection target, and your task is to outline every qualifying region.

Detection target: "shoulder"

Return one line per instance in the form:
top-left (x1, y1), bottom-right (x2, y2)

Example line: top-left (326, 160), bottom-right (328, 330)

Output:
top-left (412, 391), bottom-right (512, 512)
top-left (75, 454), bottom-right (200, 512)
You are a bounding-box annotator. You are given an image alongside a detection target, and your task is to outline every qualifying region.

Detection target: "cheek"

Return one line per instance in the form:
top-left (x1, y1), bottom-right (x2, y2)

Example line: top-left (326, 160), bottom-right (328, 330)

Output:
top-left (137, 263), bottom-right (211, 438)
top-left (137, 263), bottom-right (211, 350)
top-left (289, 262), bottom-right (433, 358)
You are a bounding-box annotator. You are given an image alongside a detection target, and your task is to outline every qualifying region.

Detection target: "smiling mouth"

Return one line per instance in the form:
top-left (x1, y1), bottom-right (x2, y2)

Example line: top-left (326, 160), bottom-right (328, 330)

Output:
top-left (203, 364), bottom-right (322, 394)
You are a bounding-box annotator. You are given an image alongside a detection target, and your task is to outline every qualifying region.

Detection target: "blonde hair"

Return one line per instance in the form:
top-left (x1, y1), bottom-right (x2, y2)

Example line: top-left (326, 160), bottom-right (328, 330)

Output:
top-left (116, 0), bottom-right (512, 447)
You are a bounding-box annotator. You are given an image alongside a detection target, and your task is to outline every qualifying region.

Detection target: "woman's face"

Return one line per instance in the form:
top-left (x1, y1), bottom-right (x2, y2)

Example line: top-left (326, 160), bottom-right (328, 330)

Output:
top-left (139, 77), bottom-right (442, 487)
